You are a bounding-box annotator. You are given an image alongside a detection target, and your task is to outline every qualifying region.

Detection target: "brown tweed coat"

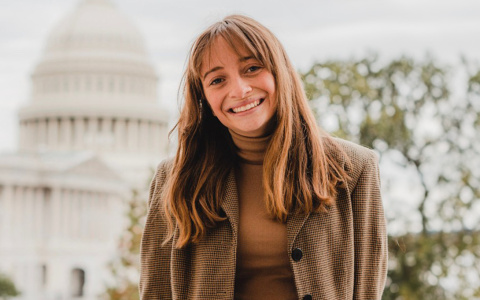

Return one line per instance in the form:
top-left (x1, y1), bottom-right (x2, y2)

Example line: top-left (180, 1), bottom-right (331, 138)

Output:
top-left (139, 139), bottom-right (388, 300)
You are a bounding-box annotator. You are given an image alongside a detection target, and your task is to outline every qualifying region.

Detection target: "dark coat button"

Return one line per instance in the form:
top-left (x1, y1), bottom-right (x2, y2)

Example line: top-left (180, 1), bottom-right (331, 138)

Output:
top-left (291, 248), bottom-right (303, 262)
top-left (303, 295), bottom-right (312, 300)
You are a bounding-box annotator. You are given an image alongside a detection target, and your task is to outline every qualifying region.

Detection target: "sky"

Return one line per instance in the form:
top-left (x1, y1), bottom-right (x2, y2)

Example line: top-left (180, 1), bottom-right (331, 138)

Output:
top-left (1, 0), bottom-right (480, 155)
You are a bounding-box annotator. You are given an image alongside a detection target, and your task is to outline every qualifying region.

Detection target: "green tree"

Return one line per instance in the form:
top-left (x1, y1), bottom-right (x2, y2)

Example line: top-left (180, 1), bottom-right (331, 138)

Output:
top-left (103, 189), bottom-right (147, 300)
top-left (0, 273), bottom-right (20, 299)
top-left (301, 55), bottom-right (480, 299)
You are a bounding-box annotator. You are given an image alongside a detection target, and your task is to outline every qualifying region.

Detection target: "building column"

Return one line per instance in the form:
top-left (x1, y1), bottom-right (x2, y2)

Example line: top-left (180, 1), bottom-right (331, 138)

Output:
top-left (99, 193), bottom-right (107, 241)
top-left (26, 121), bottom-right (35, 151)
top-left (76, 190), bottom-right (83, 239)
top-left (70, 189), bottom-right (79, 238)
top-left (24, 187), bottom-right (35, 240)
top-left (149, 122), bottom-right (156, 153)
top-left (83, 191), bottom-right (91, 239)
top-left (153, 123), bottom-right (163, 154)
top-left (34, 188), bottom-right (44, 242)
top-left (127, 119), bottom-right (138, 152)
top-left (1, 185), bottom-right (13, 244)
top-left (74, 117), bottom-right (85, 150)
top-left (50, 188), bottom-right (62, 241)
top-left (38, 119), bottom-right (47, 150)
top-left (12, 186), bottom-right (19, 241)
top-left (94, 192), bottom-right (102, 240)
top-left (47, 117), bottom-right (59, 150)
top-left (61, 189), bottom-right (70, 239)
top-left (87, 118), bottom-right (98, 150)
top-left (77, 190), bottom-right (87, 239)
top-left (12, 186), bottom-right (24, 243)
top-left (139, 121), bottom-right (149, 151)
top-left (100, 117), bottom-right (113, 151)
top-left (114, 119), bottom-right (126, 151)
top-left (85, 192), bottom-right (95, 240)
top-left (60, 117), bottom-right (72, 150)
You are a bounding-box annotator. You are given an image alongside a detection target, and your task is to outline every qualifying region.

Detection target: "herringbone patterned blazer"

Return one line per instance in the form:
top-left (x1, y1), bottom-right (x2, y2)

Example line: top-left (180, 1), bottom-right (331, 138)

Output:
top-left (139, 139), bottom-right (388, 299)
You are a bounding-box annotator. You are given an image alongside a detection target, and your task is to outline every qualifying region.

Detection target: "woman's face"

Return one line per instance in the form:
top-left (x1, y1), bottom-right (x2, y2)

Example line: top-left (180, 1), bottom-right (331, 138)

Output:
top-left (200, 37), bottom-right (276, 137)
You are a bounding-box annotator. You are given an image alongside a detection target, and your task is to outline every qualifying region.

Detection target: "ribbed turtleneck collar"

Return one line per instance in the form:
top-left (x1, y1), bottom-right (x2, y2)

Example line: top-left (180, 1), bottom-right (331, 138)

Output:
top-left (229, 129), bottom-right (271, 165)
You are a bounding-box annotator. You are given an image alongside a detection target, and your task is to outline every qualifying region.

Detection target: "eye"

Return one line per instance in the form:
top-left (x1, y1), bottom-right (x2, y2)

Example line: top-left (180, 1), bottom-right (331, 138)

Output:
top-left (210, 78), bottom-right (224, 86)
top-left (246, 65), bottom-right (262, 73)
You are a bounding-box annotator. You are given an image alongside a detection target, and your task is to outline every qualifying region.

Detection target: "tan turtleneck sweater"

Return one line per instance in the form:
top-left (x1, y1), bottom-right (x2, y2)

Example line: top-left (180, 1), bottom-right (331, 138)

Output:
top-left (229, 130), bottom-right (297, 300)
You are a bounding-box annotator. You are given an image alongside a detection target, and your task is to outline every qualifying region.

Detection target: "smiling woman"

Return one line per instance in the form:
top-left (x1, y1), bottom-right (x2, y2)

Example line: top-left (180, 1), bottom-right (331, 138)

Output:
top-left (201, 37), bottom-right (276, 137)
top-left (140, 14), bottom-right (388, 300)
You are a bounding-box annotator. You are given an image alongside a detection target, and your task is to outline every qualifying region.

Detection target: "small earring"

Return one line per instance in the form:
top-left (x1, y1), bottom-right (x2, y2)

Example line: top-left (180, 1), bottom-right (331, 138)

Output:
top-left (199, 99), bottom-right (203, 120)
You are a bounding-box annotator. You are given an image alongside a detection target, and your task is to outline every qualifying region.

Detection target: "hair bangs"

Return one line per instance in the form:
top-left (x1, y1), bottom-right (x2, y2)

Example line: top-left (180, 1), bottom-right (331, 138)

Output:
top-left (190, 17), bottom-right (275, 84)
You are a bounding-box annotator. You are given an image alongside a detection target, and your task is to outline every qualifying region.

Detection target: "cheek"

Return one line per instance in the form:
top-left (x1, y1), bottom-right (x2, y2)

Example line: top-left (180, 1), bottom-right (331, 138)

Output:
top-left (267, 83), bottom-right (276, 109)
top-left (261, 72), bottom-right (276, 99)
top-left (267, 76), bottom-right (276, 95)
top-left (204, 95), bottom-right (223, 116)
top-left (205, 95), bottom-right (218, 110)
top-left (204, 86), bottom-right (228, 113)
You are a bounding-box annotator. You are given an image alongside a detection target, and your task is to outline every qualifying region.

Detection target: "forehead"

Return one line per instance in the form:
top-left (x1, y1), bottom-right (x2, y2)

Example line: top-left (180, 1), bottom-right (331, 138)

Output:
top-left (200, 37), bottom-right (254, 73)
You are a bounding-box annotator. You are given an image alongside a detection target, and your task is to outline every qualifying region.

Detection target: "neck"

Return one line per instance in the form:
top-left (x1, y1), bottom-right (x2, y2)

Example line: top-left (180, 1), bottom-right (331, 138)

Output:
top-left (229, 129), bottom-right (271, 165)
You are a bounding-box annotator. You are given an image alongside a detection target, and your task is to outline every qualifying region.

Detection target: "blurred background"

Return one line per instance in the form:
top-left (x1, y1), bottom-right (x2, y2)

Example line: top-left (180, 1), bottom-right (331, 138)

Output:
top-left (0, 0), bottom-right (479, 299)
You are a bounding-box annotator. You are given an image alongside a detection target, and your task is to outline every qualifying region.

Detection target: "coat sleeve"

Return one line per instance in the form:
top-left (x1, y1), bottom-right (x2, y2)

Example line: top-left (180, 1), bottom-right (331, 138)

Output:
top-left (139, 160), bottom-right (173, 300)
top-left (351, 150), bottom-right (388, 299)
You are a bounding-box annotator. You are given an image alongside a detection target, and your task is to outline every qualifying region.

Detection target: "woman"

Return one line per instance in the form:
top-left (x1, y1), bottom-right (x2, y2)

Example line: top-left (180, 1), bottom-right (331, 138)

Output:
top-left (140, 14), bottom-right (387, 300)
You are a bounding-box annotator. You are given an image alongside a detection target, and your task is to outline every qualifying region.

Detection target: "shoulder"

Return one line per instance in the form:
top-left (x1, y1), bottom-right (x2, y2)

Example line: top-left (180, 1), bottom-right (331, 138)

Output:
top-left (152, 157), bottom-right (175, 183)
top-left (148, 157), bottom-right (175, 207)
top-left (333, 138), bottom-right (378, 166)
top-left (328, 138), bottom-right (379, 189)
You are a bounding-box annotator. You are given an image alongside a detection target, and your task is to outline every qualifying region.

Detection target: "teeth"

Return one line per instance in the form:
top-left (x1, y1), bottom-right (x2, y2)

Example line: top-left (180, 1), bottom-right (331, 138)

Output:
top-left (232, 100), bottom-right (261, 113)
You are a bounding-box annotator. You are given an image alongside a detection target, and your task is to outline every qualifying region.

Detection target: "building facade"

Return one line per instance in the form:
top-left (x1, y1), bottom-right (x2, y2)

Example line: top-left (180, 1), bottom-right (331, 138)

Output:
top-left (0, 0), bottom-right (169, 299)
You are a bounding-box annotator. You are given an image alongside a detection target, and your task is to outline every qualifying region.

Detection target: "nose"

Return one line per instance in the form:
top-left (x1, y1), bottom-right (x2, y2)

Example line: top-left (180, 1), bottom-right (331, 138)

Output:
top-left (229, 76), bottom-right (252, 99)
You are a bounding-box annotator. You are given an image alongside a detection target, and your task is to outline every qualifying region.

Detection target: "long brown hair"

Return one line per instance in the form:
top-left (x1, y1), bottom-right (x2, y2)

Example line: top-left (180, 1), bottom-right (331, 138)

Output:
top-left (163, 14), bottom-right (349, 248)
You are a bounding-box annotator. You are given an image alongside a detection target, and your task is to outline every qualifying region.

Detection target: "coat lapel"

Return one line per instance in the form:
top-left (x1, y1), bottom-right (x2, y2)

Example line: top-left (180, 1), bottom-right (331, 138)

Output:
top-left (286, 212), bottom-right (311, 250)
top-left (220, 170), bottom-right (239, 237)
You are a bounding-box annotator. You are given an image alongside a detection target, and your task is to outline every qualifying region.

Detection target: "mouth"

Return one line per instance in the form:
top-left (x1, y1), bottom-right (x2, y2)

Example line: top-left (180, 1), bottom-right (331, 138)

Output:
top-left (229, 99), bottom-right (264, 114)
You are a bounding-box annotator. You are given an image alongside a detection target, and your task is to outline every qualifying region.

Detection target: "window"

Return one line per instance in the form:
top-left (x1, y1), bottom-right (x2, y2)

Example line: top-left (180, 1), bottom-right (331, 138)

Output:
top-left (41, 264), bottom-right (47, 288)
top-left (70, 268), bottom-right (85, 297)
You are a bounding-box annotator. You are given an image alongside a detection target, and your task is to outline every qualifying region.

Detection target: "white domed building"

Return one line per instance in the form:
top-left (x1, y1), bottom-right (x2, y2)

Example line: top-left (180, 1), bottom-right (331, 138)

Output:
top-left (0, 0), bottom-right (169, 299)
top-left (19, 0), bottom-right (169, 185)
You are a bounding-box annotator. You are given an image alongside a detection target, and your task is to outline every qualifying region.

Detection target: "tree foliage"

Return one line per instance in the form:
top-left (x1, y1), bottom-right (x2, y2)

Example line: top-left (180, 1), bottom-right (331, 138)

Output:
top-left (103, 189), bottom-right (147, 300)
top-left (0, 273), bottom-right (20, 299)
top-left (301, 55), bottom-right (480, 299)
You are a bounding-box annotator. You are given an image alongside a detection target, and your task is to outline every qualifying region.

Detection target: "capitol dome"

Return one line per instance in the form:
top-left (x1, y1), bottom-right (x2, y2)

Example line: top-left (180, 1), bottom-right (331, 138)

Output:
top-left (27, 0), bottom-right (159, 107)
top-left (18, 0), bottom-right (169, 185)
top-left (44, 0), bottom-right (148, 60)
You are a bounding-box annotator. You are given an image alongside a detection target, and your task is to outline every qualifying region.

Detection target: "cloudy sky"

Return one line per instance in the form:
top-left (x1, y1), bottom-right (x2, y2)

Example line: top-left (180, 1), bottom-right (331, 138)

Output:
top-left (1, 0), bottom-right (480, 153)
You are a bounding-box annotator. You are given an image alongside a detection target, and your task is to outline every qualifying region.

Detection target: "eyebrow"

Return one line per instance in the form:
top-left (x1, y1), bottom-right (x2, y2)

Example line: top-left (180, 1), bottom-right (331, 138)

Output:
top-left (202, 56), bottom-right (256, 81)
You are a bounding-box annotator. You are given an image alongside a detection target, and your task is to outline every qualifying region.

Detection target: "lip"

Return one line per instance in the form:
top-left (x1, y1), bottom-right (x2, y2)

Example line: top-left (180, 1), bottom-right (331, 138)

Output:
top-left (227, 97), bottom-right (265, 113)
